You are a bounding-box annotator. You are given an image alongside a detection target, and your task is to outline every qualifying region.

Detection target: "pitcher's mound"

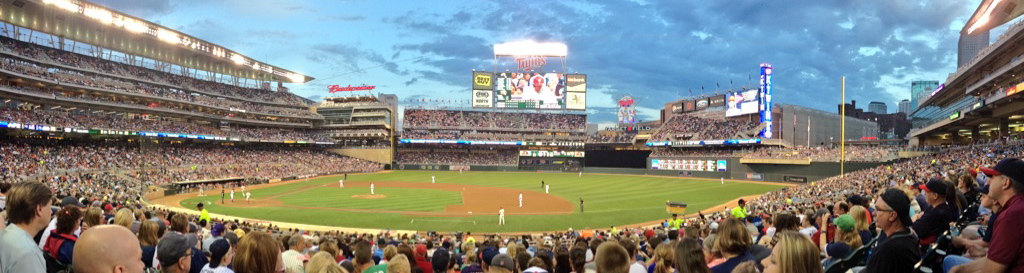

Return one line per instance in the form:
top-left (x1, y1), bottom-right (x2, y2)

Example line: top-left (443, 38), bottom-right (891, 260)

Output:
top-left (352, 194), bottom-right (387, 199)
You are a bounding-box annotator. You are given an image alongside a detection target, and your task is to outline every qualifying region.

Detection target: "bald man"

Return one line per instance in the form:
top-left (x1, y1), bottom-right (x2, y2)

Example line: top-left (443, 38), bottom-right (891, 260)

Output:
top-left (73, 225), bottom-right (146, 273)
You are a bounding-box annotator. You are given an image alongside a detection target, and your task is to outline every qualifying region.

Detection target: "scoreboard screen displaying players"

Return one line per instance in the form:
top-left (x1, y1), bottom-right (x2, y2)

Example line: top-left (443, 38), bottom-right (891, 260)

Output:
top-left (494, 72), bottom-right (566, 109)
top-left (725, 89), bottom-right (761, 117)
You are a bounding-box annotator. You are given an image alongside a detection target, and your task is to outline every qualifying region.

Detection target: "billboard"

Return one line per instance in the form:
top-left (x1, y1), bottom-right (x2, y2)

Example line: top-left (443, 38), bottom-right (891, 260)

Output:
top-left (695, 98), bottom-right (709, 110)
top-left (726, 89), bottom-right (760, 117)
top-left (495, 72), bottom-right (565, 109)
top-left (709, 95), bottom-right (726, 107)
top-left (472, 71), bottom-right (494, 90)
top-left (618, 95), bottom-right (637, 124)
top-left (650, 159), bottom-right (727, 172)
top-left (566, 74), bottom-right (587, 92)
top-left (683, 100), bottom-right (695, 112)
top-left (566, 92), bottom-right (586, 110)
top-left (472, 90), bottom-right (494, 108)
top-left (519, 150), bottom-right (585, 157)
top-left (672, 103), bottom-right (683, 113)
top-left (759, 63), bottom-right (774, 138)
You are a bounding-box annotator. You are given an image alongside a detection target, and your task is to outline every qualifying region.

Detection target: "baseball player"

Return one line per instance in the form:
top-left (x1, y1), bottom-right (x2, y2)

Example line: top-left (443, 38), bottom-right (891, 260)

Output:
top-left (541, 180), bottom-right (545, 190)
top-left (199, 187), bottom-right (204, 197)
top-left (371, 183), bottom-right (375, 195)
top-left (721, 177), bottom-right (724, 185)
top-left (432, 176), bottom-right (435, 184)
top-left (518, 192), bottom-right (523, 208)
top-left (579, 171), bottom-right (582, 178)
top-left (221, 187), bottom-right (225, 204)
top-left (499, 207), bottom-right (505, 225)
top-left (230, 189), bottom-right (235, 203)
top-left (579, 197), bottom-right (585, 213)
top-left (339, 179), bottom-right (344, 188)
top-left (245, 191), bottom-right (251, 203)
top-left (545, 184), bottom-right (550, 194)
top-left (241, 185), bottom-right (245, 192)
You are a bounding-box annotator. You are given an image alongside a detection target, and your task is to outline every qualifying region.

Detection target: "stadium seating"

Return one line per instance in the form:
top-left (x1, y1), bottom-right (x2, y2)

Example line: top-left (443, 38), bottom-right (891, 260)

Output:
top-left (650, 114), bottom-right (757, 141)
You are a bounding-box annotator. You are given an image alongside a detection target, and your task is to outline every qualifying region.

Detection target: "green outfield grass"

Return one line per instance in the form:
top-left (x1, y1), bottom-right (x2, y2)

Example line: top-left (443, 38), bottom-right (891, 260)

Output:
top-left (179, 171), bottom-right (787, 232)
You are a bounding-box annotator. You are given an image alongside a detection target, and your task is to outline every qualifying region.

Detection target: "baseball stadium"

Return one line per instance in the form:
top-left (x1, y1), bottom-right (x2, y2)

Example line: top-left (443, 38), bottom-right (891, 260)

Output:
top-left (1, 1), bottom-right (1023, 273)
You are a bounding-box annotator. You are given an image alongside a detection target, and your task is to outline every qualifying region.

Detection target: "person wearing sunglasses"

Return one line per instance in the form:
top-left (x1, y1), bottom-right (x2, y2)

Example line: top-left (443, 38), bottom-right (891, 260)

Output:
top-left (157, 232), bottom-right (194, 273)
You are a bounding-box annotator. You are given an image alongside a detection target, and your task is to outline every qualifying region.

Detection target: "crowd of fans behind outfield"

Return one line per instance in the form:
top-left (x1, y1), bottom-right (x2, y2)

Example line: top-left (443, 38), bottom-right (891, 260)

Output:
top-left (650, 115), bottom-right (758, 141)
top-left (404, 109), bottom-right (586, 132)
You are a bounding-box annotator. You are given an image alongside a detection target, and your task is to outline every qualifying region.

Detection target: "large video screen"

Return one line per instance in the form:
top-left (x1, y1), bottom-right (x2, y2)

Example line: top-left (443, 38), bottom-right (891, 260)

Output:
top-left (520, 150), bottom-right (585, 157)
top-left (726, 89), bottom-right (760, 117)
top-left (495, 72), bottom-right (565, 109)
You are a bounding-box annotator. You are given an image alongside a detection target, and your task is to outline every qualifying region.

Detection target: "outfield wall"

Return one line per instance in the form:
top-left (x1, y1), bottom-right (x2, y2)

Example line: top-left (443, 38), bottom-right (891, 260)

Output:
top-left (645, 157), bottom-right (886, 183)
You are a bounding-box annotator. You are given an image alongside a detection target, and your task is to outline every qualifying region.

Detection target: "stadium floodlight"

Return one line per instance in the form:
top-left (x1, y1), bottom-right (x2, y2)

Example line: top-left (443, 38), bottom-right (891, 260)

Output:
top-left (230, 54), bottom-right (246, 65)
top-left (157, 28), bottom-right (181, 44)
top-left (287, 73), bottom-right (305, 83)
top-left (120, 18), bottom-right (149, 33)
top-left (494, 41), bottom-right (568, 57)
top-left (42, 0), bottom-right (79, 13)
top-left (83, 6), bottom-right (113, 25)
top-left (963, 0), bottom-right (1024, 35)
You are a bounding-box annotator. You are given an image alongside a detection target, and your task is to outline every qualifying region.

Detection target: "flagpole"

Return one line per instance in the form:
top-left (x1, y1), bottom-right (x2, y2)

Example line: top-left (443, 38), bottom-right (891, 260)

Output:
top-left (840, 76), bottom-right (846, 178)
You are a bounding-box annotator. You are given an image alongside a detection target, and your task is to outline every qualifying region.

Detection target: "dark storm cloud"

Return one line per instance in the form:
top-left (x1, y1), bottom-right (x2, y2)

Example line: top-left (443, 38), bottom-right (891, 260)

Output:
top-left (307, 44), bottom-right (409, 76)
top-left (380, 0), bottom-right (975, 123)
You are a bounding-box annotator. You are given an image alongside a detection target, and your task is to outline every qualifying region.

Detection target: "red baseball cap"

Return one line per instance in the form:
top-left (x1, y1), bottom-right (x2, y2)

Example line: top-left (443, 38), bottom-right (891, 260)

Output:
top-left (969, 168), bottom-right (1001, 177)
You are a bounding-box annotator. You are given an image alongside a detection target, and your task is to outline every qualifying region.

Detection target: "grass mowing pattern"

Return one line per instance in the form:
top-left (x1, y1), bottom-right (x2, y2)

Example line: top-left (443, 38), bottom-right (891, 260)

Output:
top-left (179, 171), bottom-right (786, 232)
top-left (276, 187), bottom-right (462, 211)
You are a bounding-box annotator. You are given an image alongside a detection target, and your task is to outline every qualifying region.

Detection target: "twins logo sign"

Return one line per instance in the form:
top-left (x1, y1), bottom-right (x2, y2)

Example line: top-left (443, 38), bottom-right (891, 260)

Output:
top-left (515, 57), bottom-right (547, 71)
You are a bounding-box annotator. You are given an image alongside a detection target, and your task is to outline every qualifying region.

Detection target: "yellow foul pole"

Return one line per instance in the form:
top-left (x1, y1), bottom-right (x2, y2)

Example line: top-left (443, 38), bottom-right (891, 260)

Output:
top-left (840, 77), bottom-right (846, 178)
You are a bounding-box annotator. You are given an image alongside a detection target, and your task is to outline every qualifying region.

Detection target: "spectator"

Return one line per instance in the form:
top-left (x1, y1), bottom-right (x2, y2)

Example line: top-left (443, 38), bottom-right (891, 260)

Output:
top-left (0, 182), bottom-right (52, 273)
top-left (82, 208), bottom-right (103, 233)
top-left (595, 242), bottom-right (629, 273)
top-left (616, 238), bottom-right (645, 273)
top-left (139, 221), bottom-right (160, 268)
top-left (848, 206), bottom-right (873, 246)
top-left (912, 179), bottom-right (959, 245)
top-left (760, 231), bottom-right (823, 273)
top-left (763, 213), bottom-right (799, 248)
top-left (203, 223), bottom-right (226, 255)
top-left (307, 251), bottom-right (345, 273)
top-left (709, 219), bottom-right (754, 273)
top-left (199, 239), bottom-right (233, 273)
top-left (863, 189), bottom-right (920, 273)
top-left (672, 238), bottom-right (710, 273)
top-left (72, 225), bottom-right (146, 273)
top-left (233, 232), bottom-right (283, 273)
top-left (43, 205), bottom-right (83, 265)
top-left (827, 215), bottom-right (862, 250)
top-left (489, 254), bottom-right (516, 273)
top-left (354, 241), bottom-right (375, 273)
top-left (432, 247), bottom-right (450, 273)
top-left (415, 244), bottom-right (435, 273)
top-left (282, 233), bottom-right (307, 273)
top-left (158, 232), bottom-right (194, 273)
top-left (389, 254), bottom-right (412, 273)
top-left (950, 158), bottom-right (1024, 272)
top-left (569, 247), bottom-right (589, 273)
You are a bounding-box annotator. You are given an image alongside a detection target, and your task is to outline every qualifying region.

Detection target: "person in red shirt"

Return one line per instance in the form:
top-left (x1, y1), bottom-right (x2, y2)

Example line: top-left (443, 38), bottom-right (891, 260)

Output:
top-left (950, 158), bottom-right (1024, 273)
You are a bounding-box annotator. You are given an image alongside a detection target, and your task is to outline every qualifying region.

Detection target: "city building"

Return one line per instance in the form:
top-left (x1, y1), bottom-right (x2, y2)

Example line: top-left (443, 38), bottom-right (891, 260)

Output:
top-left (838, 100), bottom-right (911, 139)
top-left (910, 80), bottom-right (940, 112)
top-left (868, 101), bottom-right (887, 114)
top-left (776, 104), bottom-right (879, 146)
top-left (898, 99), bottom-right (911, 115)
top-left (958, 30), bottom-right (990, 68)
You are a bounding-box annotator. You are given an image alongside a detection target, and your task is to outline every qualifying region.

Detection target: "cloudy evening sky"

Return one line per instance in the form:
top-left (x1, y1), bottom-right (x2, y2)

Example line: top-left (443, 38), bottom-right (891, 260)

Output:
top-left (92, 0), bottom-right (1005, 126)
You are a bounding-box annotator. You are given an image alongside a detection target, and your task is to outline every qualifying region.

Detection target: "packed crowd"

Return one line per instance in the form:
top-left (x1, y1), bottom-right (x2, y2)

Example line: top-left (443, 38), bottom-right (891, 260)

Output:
top-left (0, 54), bottom-right (319, 119)
top-left (0, 141), bottom-right (382, 184)
top-left (403, 110), bottom-right (586, 131)
top-left (0, 107), bottom-right (332, 142)
top-left (397, 149), bottom-right (519, 166)
top-left (650, 115), bottom-right (758, 141)
top-left (0, 137), bottom-right (1022, 273)
top-left (0, 37), bottom-right (313, 109)
top-left (742, 146), bottom-right (899, 162)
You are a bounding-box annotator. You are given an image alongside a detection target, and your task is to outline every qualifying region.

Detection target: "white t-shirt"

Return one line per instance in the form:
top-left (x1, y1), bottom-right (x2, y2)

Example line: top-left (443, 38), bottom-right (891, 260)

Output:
top-left (799, 226), bottom-right (818, 237)
top-left (629, 262), bottom-right (646, 273)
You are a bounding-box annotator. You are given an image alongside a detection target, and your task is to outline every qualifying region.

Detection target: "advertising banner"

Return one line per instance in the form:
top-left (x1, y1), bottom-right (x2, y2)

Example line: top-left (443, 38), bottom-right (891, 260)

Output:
top-left (566, 92), bottom-right (587, 110)
top-left (695, 98), bottom-right (709, 110)
top-left (566, 74), bottom-right (587, 92)
top-left (683, 100), bottom-right (695, 112)
top-left (726, 89), bottom-right (760, 117)
top-left (472, 90), bottom-right (494, 108)
top-left (709, 95), bottom-right (726, 107)
top-left (472, 71), bottom-right (494, 90)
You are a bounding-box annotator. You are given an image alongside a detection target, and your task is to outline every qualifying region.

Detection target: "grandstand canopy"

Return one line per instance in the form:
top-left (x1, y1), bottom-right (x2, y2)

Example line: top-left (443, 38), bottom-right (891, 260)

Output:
top-left (0, 0), bottom-right (313, 83)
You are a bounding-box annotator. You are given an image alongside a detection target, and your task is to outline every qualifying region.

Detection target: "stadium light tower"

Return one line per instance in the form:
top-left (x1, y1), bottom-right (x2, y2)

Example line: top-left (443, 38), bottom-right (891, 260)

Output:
top-left (963, 0), bottom-right (1024, 35)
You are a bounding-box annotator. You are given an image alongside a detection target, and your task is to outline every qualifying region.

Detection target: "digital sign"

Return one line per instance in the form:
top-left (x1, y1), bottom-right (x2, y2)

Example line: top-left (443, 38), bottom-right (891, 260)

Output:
top-left (709, 95), bottom-right (726, 107)
top-left (726, 89), bottom-right (760, 117)
top-left (472, 71), bottom-right (494, 90)
top-left (618, 95), bottom-right (637, 124)
top-left (519, 150), bottom-right (585, 157)
top-left (683, 100), bottom-right (695, 112)
top-left (650, 159), bottom-right (727, 172)
top-left (472, 90), bottom-right (494, 108)
top-left (566, 92), bottom-right (586, 110)
top-left (760, 63), bottom-right (774, 139)
top-left (495, 72), bottom-right (565, 109)
top-left (695, 99), bottom-right (709, 110)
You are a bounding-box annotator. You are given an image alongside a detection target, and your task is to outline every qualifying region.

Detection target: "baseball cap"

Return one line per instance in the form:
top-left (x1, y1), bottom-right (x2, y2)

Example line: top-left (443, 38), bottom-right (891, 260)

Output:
top-left (223, 232), bottom-right (240, 246)
top-left (432, 248), bottom-right (450, 271)
top-left (832, 215), bottom-right (855, 232)
top-left (919, 179), bottom-right (948, 195)
top-left (986, 158), bottom-right (1024, 185)
top-left (491, 254), bottom-right (515, 271)
top-left (103, 204), bottom-right (113, 211)
top-left (481, 247), bottom-right (500, 266)
top-left (197, 203), bottom-right (204, 209)
top-left (880, 189), bottom-right (913, 228)
top-left (61, 196), bottom-right (83, 208)
top-left (157, 233), bottom-right (192, 268)
top-left (208, 239), bottom-right (231, 267)
top-left (211, 223), bottom-right (226, 237)
top-left (90, 200), bottom-right (102, 208)
top-left (709, 222), bottom-right (719, 231)
top-left (980, 184), bottom-right (990, 195)
top-left (826, 242), bottom-right (852, 258)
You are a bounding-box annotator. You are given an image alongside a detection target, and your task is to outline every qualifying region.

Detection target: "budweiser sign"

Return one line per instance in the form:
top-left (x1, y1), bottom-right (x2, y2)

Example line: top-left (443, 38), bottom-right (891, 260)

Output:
top-left (514, 57), bottom-right (547, 71)
top-left (328, 85), bottom-right (376, 93)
